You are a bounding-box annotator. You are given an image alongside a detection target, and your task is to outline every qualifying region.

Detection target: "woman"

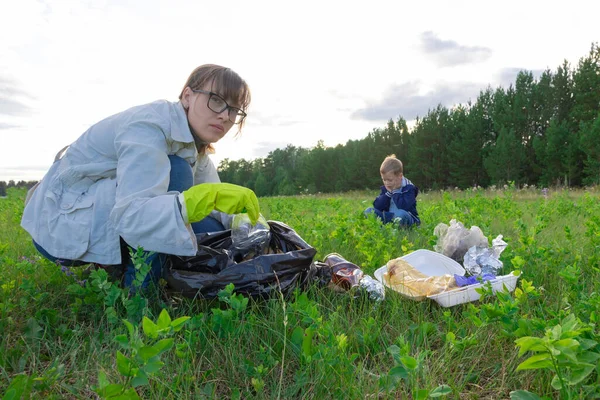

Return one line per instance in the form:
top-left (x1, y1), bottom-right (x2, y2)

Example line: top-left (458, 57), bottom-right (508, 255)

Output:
top-left (21, 64), bottom-right (259, 287)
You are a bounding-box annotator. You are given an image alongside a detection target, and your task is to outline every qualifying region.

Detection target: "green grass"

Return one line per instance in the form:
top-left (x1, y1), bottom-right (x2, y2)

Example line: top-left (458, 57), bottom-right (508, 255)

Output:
top-left (1, 186), bottom-right (600, 399)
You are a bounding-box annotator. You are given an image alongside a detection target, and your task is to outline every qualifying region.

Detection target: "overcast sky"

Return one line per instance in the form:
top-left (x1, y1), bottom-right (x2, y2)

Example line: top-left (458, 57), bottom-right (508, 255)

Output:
top-left (1, 0), bottom-right (598, 182)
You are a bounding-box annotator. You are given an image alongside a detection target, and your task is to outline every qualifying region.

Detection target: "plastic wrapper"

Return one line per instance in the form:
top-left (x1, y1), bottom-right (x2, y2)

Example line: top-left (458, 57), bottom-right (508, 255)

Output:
top-left (383, 257), bottom-right (457, 301)
top-left (463, 235), bottom-right (508, 276)
top-left (230, 213), bottom-right (271, 261)
top-left (433, 219), bottom-right (488, 262)
top-left (164, 221), bottom-right (330, 299)
top-left (454, 273), bottom-right (496, 287)
top-left (492, 235), bottom-right (508, 258)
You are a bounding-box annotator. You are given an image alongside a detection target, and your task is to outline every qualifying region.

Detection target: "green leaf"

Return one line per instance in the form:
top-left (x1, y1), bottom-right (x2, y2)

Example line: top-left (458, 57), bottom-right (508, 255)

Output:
top-left (103, 383), bottom-right (125, 397)
top-left (151, 338), bottom-right (174, 355)
top-left (400, 356), bottom-right (418, 370)
top-left (415, 388), bottom-right (429, 400)
top-left (3, 389), bottom-right (17, 400)
top-left (24, 317), bottom-right (43, 340)
top-left (550, 325), bottom-right (562, 340)
top-left (116, 388), bottom-right (141, 399)
top-left (131, 370), bottom-right (149, 388)
top-left (429, 385), bottom-right (452, 397)
top-left (137, 345), bottom-right (160, 363)
top-left (156, 308), bottom-right (172, 331)
top-left (122, 319), bottom-right (135, 339)
top-left (302, 327), bottom-right (314, 358)
top-left (550, 375), bottom-right (563, 390)
top-left (565, 363), bottom-right (595, 385)
top-left (4, 374), bottom-right (32, 400)
top-left (511, 256), bottom-right (526, 269)
top-left (142, 317), bottom-right (158, 340)
top-left (553, 340), bottom-right (579, 363)
top-left (143, 360), bottom-right (164, 374)
top-left (388, 365), bottom-right (408, 381)
top-left (515, 337), bottom-right (546, 356)
top-left (171, 316), bottom-right (191, 332)
top-left (97, 370), bottom-right (109, 390)
top-left (578, 338), bottom-right (597, 351)
top-left (114, 334), bottom-right (130, 349)
top-left (509, 390), bottom-right (542, 400)
top-left (116, 351), bottom-right (134, 377)
top-left (579, 351), bottom-right (600, 364)
top-left (560, 314), bottom-right (580, 335)
top-left (290, 327), bottom-right (303, 351)
top-left (387, 345), bottom-right (402, 364)
top-left (516, 354), bottom-right (553, 371)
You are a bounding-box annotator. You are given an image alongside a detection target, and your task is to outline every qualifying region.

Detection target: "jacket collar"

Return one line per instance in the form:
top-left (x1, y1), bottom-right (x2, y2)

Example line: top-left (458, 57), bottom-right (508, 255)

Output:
top-left (170, 101), bottom-right (195, 144)
top-left (391, 177), bottom-right (413, 194)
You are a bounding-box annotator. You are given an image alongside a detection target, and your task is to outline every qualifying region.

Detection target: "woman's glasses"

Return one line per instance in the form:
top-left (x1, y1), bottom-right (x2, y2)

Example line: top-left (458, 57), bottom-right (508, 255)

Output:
top-left (191, 89), bottom-right (247, 124)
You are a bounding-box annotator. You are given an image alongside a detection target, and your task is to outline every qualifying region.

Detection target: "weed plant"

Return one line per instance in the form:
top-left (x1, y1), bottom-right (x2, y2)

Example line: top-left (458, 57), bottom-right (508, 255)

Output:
top-left (1, 186), bottom-right (599, 399)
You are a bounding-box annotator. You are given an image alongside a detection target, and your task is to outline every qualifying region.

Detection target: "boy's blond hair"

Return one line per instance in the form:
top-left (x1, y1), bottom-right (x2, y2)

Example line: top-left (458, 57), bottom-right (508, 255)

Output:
top-left (380, 154), bottom-right (403, 175)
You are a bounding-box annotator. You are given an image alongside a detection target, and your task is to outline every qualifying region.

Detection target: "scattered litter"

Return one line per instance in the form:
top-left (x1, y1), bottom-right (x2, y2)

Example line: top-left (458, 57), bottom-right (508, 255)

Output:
top-left (323, 253), bottom-right (385, 301)
top-left (374, 249), bottom-right (519, 307)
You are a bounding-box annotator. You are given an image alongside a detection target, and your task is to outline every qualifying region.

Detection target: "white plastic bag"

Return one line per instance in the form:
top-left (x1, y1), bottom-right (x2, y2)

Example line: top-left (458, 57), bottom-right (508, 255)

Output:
top-left (433, 219), bottom-right (488, 262)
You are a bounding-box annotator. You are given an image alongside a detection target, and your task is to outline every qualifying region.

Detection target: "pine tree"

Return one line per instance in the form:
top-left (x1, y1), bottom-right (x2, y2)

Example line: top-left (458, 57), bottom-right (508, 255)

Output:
top-left (580, 112), bottom-right (600, 185)
top-left (568, 43), bottom-right (600, 185)
top-left (536, 120), bottom-right (570, 186)
top-left (484, 127), bottom-right (526, 184)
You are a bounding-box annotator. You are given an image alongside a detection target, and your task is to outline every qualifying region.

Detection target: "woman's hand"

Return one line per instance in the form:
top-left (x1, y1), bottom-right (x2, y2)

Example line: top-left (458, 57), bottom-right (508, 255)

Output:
top-left (181, 183), bottom-right (259, 224)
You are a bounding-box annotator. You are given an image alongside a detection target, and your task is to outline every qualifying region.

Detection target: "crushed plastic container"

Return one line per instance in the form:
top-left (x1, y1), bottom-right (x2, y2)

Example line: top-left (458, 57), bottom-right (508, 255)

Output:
top-left (374, 249), bottom-right (520, 307)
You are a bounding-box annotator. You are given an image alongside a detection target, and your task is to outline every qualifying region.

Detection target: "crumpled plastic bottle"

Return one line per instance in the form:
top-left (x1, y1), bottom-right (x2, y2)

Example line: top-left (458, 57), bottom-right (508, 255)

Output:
top-left (230, 213), bottom-right (270, 261)
top-left (323, 253), bottom-right (385, 301)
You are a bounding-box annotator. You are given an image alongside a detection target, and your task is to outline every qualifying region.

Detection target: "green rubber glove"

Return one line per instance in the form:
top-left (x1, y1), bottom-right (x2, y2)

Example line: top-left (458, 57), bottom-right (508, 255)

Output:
top-left (181, 183), bottom-right (260, 224)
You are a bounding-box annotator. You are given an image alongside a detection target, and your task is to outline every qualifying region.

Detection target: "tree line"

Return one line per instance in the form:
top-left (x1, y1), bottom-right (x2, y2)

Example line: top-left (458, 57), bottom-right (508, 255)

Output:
top-left (219, 43), bottom-right (600, 195)
top-left (2, 44), bottom-right (598, 198)
top-left (0, 180), bottom-right (38, 197)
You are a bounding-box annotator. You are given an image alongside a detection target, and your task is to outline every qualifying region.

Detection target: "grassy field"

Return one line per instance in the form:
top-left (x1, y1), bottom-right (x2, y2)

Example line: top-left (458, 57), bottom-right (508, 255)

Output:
top-left (1, 186), bottom-right (600, 399)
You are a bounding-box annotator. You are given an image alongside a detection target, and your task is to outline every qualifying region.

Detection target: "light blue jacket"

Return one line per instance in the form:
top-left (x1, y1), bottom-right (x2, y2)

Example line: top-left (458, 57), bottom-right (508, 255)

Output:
top-left (21, 100), bottom-right (219, 265)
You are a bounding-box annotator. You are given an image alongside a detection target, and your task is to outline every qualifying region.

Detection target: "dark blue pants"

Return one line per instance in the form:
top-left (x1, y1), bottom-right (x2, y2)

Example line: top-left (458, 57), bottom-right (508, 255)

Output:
top-left (364, 207), bottom-right (417, 226)
top-left (34, 155), bottom-right (225, 288)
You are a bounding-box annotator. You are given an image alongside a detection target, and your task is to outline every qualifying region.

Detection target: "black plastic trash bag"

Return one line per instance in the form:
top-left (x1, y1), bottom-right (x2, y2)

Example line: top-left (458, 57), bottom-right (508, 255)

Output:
top-left (164, 221), bottom-right (330, 299)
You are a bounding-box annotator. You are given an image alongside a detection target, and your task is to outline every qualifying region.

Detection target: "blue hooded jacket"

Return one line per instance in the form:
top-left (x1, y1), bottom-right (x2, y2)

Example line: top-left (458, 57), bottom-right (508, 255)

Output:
top-left (372, 176), bottom-right (420, 224)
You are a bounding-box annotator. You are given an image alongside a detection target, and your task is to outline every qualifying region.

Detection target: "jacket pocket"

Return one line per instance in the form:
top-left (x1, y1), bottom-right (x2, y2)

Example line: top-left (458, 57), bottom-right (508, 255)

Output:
top-left (42, 178), bottom-right (96, 259)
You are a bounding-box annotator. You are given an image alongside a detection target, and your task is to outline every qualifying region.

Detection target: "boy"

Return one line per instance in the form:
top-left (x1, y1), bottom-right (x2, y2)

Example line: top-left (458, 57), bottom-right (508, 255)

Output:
top-left (364, 155), bottom-right (420, 226)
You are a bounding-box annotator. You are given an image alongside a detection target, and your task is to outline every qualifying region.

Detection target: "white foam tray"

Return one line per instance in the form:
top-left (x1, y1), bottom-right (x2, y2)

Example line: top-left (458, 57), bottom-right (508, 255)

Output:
top-left (426, 273), bottom-right (520, 307)
top-left (374, 249), bottom-right (519, 307)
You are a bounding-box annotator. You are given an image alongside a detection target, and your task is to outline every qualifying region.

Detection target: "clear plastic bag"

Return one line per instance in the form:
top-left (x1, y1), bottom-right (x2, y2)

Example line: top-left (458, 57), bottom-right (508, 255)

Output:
top-left (383, 257), bottom-right (457, 301)
top-left (433, 219), bottom-right (489, 262)
top-left (230, 213), bottom-right (270, 261)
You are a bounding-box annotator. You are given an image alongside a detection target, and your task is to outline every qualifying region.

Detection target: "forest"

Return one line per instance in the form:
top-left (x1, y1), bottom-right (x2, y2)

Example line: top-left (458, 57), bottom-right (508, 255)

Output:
top-left (218, 43), bottom-right (600, 195)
